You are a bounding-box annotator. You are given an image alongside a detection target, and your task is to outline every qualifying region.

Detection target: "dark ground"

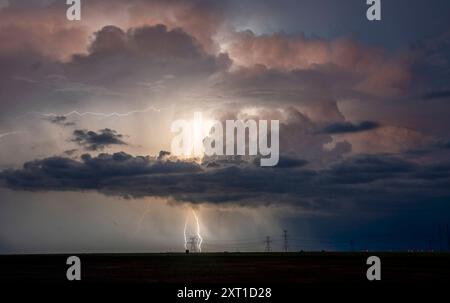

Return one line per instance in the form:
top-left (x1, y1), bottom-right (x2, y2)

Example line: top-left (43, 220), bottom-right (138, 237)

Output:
top-left (0, 252), bottom-right (449, 284)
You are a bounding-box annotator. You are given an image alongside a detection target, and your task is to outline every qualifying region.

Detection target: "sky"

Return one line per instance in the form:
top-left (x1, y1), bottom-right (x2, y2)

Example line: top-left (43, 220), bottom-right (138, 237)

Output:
top-left (0, 0), bottom-right (450, 253)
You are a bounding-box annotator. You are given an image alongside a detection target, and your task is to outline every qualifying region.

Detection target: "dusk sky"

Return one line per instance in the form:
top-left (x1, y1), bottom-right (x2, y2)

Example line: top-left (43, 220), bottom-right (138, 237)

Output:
top-left (1, 0), bottom-right (450, 253)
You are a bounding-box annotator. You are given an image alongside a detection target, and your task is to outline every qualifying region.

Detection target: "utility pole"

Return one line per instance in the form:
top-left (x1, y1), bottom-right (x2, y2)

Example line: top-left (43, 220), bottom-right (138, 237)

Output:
top-left (283, 230), bottom-right (289, 252)
top-left (264, 236), bottom-right (272, 252)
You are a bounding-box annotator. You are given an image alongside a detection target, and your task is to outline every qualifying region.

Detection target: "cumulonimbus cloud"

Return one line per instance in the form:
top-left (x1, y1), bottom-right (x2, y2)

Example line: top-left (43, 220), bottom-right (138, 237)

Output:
top-left (223, 30), bottom-right (413, 98)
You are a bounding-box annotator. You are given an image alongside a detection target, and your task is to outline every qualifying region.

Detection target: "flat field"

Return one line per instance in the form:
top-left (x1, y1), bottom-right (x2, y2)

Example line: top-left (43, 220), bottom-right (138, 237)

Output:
top-left (0, 252), bottom-right (449, 283)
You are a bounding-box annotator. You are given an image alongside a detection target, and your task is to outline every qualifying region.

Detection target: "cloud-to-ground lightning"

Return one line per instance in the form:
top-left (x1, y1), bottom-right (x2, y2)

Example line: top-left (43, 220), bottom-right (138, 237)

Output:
top-left (183, 210), bottom-right (204, 252)
top-left (133, 203), bottom-right (151, 237)
top-left (192, 210), bottom-right (203, 252)
top-left (184, 219), bottom-right (188, 250)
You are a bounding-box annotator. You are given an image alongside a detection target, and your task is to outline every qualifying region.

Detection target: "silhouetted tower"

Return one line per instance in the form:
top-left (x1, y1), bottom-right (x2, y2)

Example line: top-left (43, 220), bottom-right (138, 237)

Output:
top-left (283, 230), bottom-right (289, 252)
top-left (264, 236), bottom-right (272, 252)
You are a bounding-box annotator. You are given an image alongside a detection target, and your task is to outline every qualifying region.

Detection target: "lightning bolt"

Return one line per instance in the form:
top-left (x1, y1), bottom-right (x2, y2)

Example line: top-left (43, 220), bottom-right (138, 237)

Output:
top-left (184, 218), bottom-right (188, 250)
top-left (0, 131), bottom-right (26, 139)
top-left (183, 209), bottom-right (204, 252)
top-left (19, 105), bottom-right (168, 119)
top-left (192, 210), bottom-right (203, 252)
top-left (133, 203), bottom-right (151, 237)
top-left (4, 105), bottom-right (171, 143)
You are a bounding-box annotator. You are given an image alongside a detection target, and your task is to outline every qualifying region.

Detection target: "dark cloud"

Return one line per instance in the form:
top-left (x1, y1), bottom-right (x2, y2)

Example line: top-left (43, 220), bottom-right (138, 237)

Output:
top-left (66, 24), bottom-right (231, 90)
top-left (321, 156), bottom-right (417, 185)
top-left (1, 152), bottom-right (449, 212)
top-left (0, 152), bottom-right (202, 193)
top-left (270, 156), bottom-right (308, 168)
top-left (321, 121), bottom-right (380, 134)
top-left (63, 149), bottom-right (78, 156)
top-left (46, 115), bottom-right (75, 126)
top-left (403, 138), bottom-right (450, 156)
top-left (71, 128), bottom-right (127, 151)
top-left (158, 150), bottom-right (171, 160)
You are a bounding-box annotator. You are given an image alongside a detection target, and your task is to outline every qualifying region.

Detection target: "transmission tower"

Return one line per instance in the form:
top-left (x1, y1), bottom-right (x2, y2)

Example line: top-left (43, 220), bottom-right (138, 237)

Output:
top-left (283, 230), bottom-right (289, 252)
top-left (264, 236), bottom-right (272, 252)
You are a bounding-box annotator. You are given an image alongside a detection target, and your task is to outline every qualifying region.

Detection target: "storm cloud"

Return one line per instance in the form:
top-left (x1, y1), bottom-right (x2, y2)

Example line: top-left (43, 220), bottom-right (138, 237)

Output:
top-left (46, 115), bottom-right (75, 126)
top-left (1, 0), bottom-right (450, 253)
top-left (1, 152), bottom-right (449, 213)
top-left (71, 128), bottom-right (127, 151)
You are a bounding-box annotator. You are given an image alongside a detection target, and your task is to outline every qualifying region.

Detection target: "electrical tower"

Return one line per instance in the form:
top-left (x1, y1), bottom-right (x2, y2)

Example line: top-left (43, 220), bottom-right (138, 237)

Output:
top-left (283, 230), bottom-right (289, 252)
top-left (264, 236), bottom-right (272, 252)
